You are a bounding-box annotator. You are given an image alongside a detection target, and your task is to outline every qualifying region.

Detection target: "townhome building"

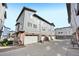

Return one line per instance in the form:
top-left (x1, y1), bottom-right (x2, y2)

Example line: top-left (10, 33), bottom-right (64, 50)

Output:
top-left (1, 26), bottom-right (10, 40)
top-left (55, 26), bottom-right (73, 39)
top-left (0, 3), bottom-right (7, 39)
top-left (8, 31), bottom-right (16, 41)
top-left (66, 3), bottom-right (79, 41)
top-left (15, 7), bottom-right (55, 45)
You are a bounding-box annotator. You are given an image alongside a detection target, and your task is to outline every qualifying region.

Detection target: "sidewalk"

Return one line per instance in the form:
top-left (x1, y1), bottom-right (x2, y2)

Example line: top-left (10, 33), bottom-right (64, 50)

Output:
top-left (0, 46), bottom-right (24, 52)
top-left (53, 39), bottom-right (69, 41)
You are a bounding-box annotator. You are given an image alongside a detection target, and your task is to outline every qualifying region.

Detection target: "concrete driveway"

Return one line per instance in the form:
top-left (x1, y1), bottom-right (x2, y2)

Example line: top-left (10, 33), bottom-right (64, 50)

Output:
top-left (0, 39), bottom-right (79, 56)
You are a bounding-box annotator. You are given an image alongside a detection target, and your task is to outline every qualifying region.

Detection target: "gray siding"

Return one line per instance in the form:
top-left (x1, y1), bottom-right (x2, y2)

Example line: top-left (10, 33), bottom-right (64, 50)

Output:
top-left (0, 3), bottom-right (6, 30)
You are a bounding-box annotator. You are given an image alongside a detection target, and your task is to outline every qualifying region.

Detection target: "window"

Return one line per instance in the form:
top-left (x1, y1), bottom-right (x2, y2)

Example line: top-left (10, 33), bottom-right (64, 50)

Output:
top-left (4, 11), bottom-right (7, 19)
top-left (74, 8), bottom-right (77, 15)
top-left (20, 24), bottom-right (23, 30)
top-left (49, 29), bottom-right (51, 31)
top-left (77, 4), bottom-right (79, 15)
top-left (30, 15), bottom-right (33, 19)
top-left (77, 27), bottom-right (79, 30)
top-left (77, 10), bottom-right (79, 15)
top-left (33, 24), bottom-right (37, 28)
top-left (0, 19), bottom-right (2, 24)
top-left (28, 22), bottom-right (32, 27)
top-left (61, 32), bottom-right (63, 34)
top-left (43, 28), bottom-right (45, 31)
top-left (58, 32), bottom-right (60, 34)
top-left (58, 32), bottom-right (63, 34)
top-left (29, 13), bottom-right (33, 19)
top-left (42, 27), bottom-right (45, 31)
top-left (17, 24), bottom-right (20, 31)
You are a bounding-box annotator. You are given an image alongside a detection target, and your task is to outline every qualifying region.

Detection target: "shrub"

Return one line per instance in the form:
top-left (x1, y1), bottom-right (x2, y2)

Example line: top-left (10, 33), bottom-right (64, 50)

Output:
top-left (8, 41), bottom-right (13, 45)
top-left (1, 39), bottom-right (8, 46)
top-left (0, 38), bottom-right (14, 46)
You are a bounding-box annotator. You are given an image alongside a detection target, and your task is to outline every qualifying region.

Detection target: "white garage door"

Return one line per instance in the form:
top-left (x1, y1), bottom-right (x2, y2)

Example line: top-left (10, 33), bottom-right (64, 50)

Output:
top-left (24, 36), bottom-right (38, 45)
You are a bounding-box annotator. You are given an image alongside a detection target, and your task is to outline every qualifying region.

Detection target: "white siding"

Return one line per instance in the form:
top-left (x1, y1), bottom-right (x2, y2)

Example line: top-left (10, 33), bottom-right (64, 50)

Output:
top-left (55, 27), bottom-right (73, 36)
top-left (16, 8), bottom-right (55, 38)
top-left (24, 10), bottom-right (39, 34)
top-left (40, 20), bottom-right (51, 35)
top-left (16, 7), bottom-right (55, 44)
top-left (24, 36), bottom-right (38, 45)
top-left (16, 11), bottom-right (25, 32)
top-left (51, 26), bottom-right (55, 35)
top-left (70, 4), bottom-right (77, 33)
top-left (0, 3), bottom-right (6, 30)
top-left (76, 16), bottom-right (79, 28)
top-left (23, 9), bottom-right (54, 36)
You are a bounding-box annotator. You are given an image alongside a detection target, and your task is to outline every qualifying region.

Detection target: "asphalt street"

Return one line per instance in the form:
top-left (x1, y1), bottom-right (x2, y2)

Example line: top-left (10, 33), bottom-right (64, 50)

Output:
top-left (0, 39), bottom-right (79, 56)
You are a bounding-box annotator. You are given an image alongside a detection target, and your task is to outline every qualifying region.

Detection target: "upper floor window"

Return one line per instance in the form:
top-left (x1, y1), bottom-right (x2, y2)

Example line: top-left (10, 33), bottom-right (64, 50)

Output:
top-left (0, 19), bottom-right (2, 23)
top-left (30, 15), bottom-right (33, 19)
top-left (58, 32), bottom-right (63, 34)
top-left (33, 24), bottom-right (37, 28)
top-left (29, 13), bottom-right (33, 19)
top-left (77, 10), bottom-right (79, 15)
top-left (58, 32), bottom-right (60, 34)
top-left (74, 8), bottom-right (77, 15)
top-left (17, 23), bottom-right (20, 31)
top-left (42, 27), bottom-right (45, 31)
top-left (77, 27), bottom-right (79, 31)
top-left (49, 29), bottom-right (51, 31)
top-left (20, 24), bottom-right (23, 30)
top-left (4, 11), bottom-right (7, 19)
top-left (28, 22), bottom-right (32, 27)
top-left (77, 4), bottom-right (79, 15)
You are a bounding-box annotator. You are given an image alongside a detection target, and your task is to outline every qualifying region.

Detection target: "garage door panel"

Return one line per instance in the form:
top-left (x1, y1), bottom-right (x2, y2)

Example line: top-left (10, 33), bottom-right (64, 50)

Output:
top-left (24, 36), bottom-right (38, 45)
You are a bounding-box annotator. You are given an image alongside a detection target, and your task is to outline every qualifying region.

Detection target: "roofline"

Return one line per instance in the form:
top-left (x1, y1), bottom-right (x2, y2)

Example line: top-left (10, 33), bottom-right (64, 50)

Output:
top-left (9, 30), bottom-right (15, 33)
top-left (3, 26), bottom-right (11, 29)
top-left (33, 14), bottom-right (55, 26)
top-left (15, 22), bottom-right (20, 26)
top-left (16, 7), bottom-right (55, 27)
top-left (16, 7), bottom-right (36, 21)
top-left (2, 3), bottom-right (7, 8)
top-left (50, 23), bottom-right (55, 27)
top-left (55, 26), bottom-right (72, 30)
top-left (66, 3), bottom-right (71, 23)
top-left (23, 7), bottom-right (36, 12)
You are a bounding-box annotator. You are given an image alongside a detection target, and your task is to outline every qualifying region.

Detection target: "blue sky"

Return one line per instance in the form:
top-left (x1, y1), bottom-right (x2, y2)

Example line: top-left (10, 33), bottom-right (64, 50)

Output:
top-left (4, 3), bottom-right (70, 31)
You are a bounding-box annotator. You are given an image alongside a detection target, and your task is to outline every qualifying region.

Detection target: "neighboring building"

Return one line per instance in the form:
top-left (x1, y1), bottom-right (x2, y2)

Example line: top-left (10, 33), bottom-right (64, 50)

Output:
top-left (0, 3), bottom-right (7, 38)
top-left (66, 3), bottom-right (79, 41)
top-left (1, 26), bottom-right (10, 40)
top-left (55, 26), bottom-right (73, 39)
top-left (8, 31), bottom-right (16, 41)
top-left (9, 31), bottom-right (15, 37)
top-left (15, 7), bottom-right (55, 45)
